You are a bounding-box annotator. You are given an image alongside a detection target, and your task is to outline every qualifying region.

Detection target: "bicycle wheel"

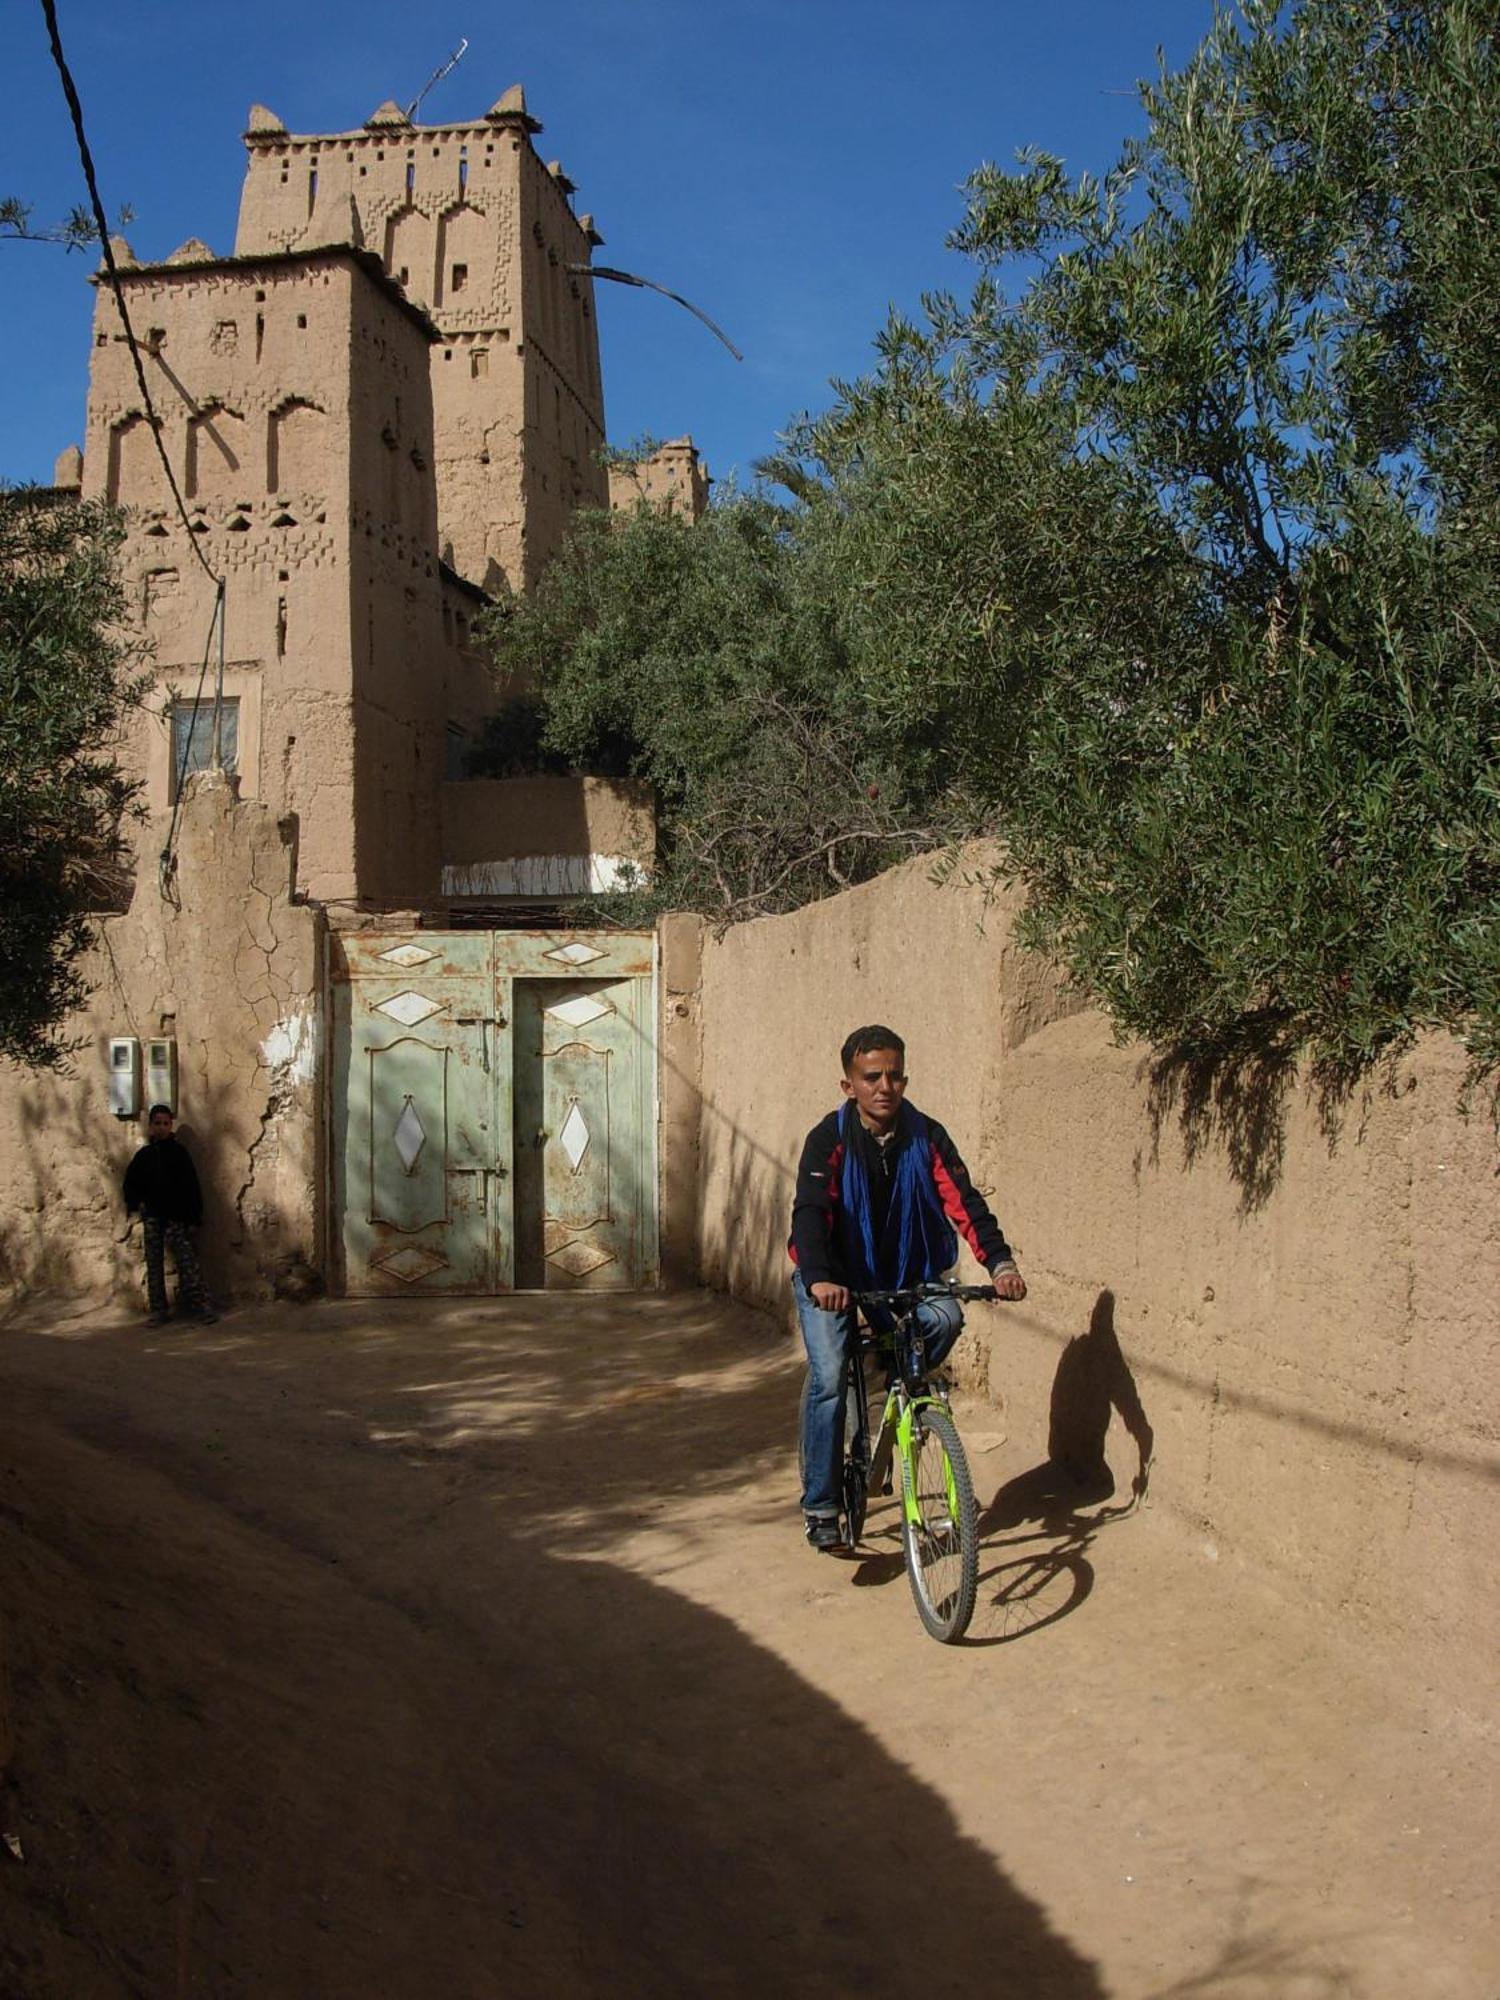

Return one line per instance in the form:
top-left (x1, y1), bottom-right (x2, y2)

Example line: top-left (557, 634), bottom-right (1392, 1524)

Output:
top-left (900, 1406), bottom-right (978, 1642)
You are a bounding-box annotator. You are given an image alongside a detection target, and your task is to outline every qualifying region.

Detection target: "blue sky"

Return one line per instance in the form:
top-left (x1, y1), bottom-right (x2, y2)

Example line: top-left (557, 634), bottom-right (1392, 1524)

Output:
top-left (2, 1), bottom-right (1216, 493)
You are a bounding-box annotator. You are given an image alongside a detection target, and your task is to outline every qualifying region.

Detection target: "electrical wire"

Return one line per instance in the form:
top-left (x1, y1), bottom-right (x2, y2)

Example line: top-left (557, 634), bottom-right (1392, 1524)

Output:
top-left (40, 1), bottom-right (219, 584)
top-left (40, 0), bottom-right (229, 899)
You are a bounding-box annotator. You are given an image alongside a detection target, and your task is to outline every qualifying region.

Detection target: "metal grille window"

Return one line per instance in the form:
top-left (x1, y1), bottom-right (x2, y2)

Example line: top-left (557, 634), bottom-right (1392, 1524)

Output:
top-left (170, 698), bottom-right (238, 799)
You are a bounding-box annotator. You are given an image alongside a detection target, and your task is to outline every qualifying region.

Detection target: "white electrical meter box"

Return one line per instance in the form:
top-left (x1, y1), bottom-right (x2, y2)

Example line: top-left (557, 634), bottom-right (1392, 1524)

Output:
top-left (108, 1037), bottom-right (141, 1119)
top-left (145, 1037), bottom-right (178, 1113)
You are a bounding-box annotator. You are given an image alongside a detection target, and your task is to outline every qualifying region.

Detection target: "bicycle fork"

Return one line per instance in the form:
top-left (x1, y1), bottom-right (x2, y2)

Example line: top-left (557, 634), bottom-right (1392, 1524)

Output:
top-left (869, 1385), bottom-right (959, 1532)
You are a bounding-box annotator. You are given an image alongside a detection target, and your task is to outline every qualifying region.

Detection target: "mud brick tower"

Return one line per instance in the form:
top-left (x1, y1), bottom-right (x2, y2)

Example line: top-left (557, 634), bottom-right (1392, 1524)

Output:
top-left (233, 88), bottom-right (607, 594)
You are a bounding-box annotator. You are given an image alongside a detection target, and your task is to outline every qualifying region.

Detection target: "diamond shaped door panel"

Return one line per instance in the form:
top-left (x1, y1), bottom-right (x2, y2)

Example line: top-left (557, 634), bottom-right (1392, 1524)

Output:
top-left (545, 1048), bottom-right (611, 1231)
top-left (367, 1040), bottom-right (447, 1233)
top-left (558, 1100), bottom-right (591, 1171)
top-left (544, 942), bottom-right (606, 966)
top-left (545, 992), bottom-right (614, 1029)
top-left (512, 976), bottom-right (646, 1290)
top-left (376, 989), bottom-right (445, 1027)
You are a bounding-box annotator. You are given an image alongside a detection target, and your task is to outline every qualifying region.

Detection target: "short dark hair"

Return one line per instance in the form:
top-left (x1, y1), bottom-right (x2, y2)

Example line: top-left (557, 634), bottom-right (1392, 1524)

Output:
top-left (841, 1025), bottom-right (905, 1073)
top-left (148, 1103), bottom-right (174, 1120)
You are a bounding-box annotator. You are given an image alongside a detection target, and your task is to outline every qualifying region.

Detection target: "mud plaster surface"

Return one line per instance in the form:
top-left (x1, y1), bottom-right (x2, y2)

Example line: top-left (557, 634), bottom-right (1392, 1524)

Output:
top-left (1, 1292), bottom-right (1494, 1999)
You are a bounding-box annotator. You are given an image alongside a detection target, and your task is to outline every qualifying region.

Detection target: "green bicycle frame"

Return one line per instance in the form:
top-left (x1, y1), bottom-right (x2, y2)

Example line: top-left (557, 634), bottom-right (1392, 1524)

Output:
top-left (872, 1384), bottom-right (960, 1529)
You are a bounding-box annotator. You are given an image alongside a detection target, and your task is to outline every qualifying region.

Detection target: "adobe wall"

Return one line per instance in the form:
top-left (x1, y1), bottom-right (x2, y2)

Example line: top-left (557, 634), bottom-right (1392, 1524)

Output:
top-left (693, 852), bottom-right (1499, 1723)
top-left (0, 780), bottom-right (322, 1308)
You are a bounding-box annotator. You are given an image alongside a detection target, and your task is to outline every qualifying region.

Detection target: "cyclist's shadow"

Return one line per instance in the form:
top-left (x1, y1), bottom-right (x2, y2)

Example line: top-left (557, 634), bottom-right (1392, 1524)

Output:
top-left (967, 1288), bottom-right (1154, 1647)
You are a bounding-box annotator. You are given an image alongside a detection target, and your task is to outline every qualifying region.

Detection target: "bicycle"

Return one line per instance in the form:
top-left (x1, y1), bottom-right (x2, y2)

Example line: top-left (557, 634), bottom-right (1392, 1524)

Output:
top-left (838, 1281), bottom-right (1000, 1644)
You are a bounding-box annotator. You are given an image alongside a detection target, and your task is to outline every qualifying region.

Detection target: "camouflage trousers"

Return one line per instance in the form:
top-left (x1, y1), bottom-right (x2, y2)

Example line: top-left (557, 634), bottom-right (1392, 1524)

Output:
top-left (142, 1216), bottom-right (210, 1316)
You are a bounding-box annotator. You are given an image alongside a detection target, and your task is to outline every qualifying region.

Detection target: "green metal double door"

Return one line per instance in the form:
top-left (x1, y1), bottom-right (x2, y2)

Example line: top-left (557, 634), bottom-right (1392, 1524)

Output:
top-left (331, 930), bottom-right (657, 1294)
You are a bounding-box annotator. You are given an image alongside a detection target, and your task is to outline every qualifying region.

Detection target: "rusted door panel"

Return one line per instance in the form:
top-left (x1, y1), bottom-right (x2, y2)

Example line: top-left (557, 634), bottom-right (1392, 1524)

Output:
top-left (331, 933), bottom-right (496, 1293)
top-left (511, 973), bottom-right (654, 1290)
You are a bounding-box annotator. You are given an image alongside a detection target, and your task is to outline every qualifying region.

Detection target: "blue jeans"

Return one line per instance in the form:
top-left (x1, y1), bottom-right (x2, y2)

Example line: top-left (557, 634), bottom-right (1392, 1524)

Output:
top-left (793, 1269), bottom-right (964, 1516)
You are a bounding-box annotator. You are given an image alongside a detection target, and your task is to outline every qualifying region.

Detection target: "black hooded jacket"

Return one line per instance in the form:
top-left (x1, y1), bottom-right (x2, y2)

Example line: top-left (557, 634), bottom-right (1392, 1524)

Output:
top-left (122, 1137), bottom-right (203, 1226)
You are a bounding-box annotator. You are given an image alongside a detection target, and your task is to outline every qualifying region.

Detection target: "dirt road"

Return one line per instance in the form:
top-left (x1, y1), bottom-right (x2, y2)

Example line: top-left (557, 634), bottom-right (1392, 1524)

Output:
top-left (1, 1293), bottom-right (1494, 1998)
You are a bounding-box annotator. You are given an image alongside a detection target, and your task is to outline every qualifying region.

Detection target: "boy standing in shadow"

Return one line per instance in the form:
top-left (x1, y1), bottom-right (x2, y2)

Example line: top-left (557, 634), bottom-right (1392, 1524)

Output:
top-left (123, 1105), bottom-right (218, 1325)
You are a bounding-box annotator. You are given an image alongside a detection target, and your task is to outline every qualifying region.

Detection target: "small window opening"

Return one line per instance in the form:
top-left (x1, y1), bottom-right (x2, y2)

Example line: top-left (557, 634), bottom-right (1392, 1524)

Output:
top-left (297, 313), bottom-right (307, 329)
top-left (406, 162), bottom-right (415, 195)
top-left (459, 157), bottom-right (468, 193)
top-left (170, 698), bottom-right (239, 800)
top-left (307, 167), bottom-right (317, 212)
top-left (451, 263), bottom-right (467, 293)
top-left (471, 349), bottom-right (488, 378)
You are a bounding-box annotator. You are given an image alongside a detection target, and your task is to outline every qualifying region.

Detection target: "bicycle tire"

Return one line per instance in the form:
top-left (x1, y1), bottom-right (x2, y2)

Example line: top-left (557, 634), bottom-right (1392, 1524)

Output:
top-left (900, 1407), bottom-right (978, 1642)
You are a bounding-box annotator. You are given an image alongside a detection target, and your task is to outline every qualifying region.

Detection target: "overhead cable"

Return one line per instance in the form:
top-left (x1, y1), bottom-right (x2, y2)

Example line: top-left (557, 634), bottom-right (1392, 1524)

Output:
top-left (39, 0), bottom-right (219, 585)
top-left (41, 0), bottom-right (232, 897)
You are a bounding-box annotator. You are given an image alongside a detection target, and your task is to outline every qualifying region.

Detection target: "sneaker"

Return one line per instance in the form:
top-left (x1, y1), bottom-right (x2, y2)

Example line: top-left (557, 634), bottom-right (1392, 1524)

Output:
top-left (804, 1513), bottom-right (843, 1553)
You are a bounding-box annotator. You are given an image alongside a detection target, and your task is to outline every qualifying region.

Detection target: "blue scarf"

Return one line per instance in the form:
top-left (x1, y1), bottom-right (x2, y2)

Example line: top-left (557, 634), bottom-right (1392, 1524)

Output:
top-left (839, 1100), bottom-right (958, 1290)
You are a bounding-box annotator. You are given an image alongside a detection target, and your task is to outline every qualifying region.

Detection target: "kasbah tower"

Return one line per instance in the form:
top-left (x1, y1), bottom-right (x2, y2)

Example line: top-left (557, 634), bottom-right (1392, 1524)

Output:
top-left (71, 86), bottom-right (706, 910)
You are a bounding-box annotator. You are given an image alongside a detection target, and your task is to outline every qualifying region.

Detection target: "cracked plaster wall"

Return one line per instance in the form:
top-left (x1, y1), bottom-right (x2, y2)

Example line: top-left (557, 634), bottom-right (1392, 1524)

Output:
top-left (0, 778), bottom-right (322, 1306)
top-left (690, 848), bottom-right (1499, 1724)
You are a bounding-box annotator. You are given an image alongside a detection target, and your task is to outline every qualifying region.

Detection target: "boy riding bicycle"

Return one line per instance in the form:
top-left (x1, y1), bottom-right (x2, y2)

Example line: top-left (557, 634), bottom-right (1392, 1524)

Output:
top-left (788, 1025), bottom-right (1026, 1550)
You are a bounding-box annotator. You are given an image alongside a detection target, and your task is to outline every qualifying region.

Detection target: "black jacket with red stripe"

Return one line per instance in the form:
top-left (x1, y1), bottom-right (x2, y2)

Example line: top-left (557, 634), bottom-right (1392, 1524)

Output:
top-left (788, 1102), bottom-right (1014, 1289)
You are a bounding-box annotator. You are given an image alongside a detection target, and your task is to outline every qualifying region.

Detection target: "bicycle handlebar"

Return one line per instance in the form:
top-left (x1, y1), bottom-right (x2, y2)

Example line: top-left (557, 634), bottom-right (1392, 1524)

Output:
top-left (851, 1281), bottom-right (1005, 1307)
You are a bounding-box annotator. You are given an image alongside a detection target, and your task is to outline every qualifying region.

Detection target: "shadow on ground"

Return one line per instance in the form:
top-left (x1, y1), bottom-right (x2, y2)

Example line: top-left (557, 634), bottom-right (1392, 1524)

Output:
top-left (1, 1292), bottom-right (1106, 1998)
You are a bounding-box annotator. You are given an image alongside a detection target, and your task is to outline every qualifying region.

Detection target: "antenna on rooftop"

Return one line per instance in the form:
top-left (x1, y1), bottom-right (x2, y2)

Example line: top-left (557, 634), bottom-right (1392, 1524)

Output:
top-left (405, 37), bottom-right (469, 123)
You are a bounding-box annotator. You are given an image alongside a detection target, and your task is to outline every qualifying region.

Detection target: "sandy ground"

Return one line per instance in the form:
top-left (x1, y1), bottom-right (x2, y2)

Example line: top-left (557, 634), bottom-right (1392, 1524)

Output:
top-left (0, 1290), bottom-right (1495, 2000)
